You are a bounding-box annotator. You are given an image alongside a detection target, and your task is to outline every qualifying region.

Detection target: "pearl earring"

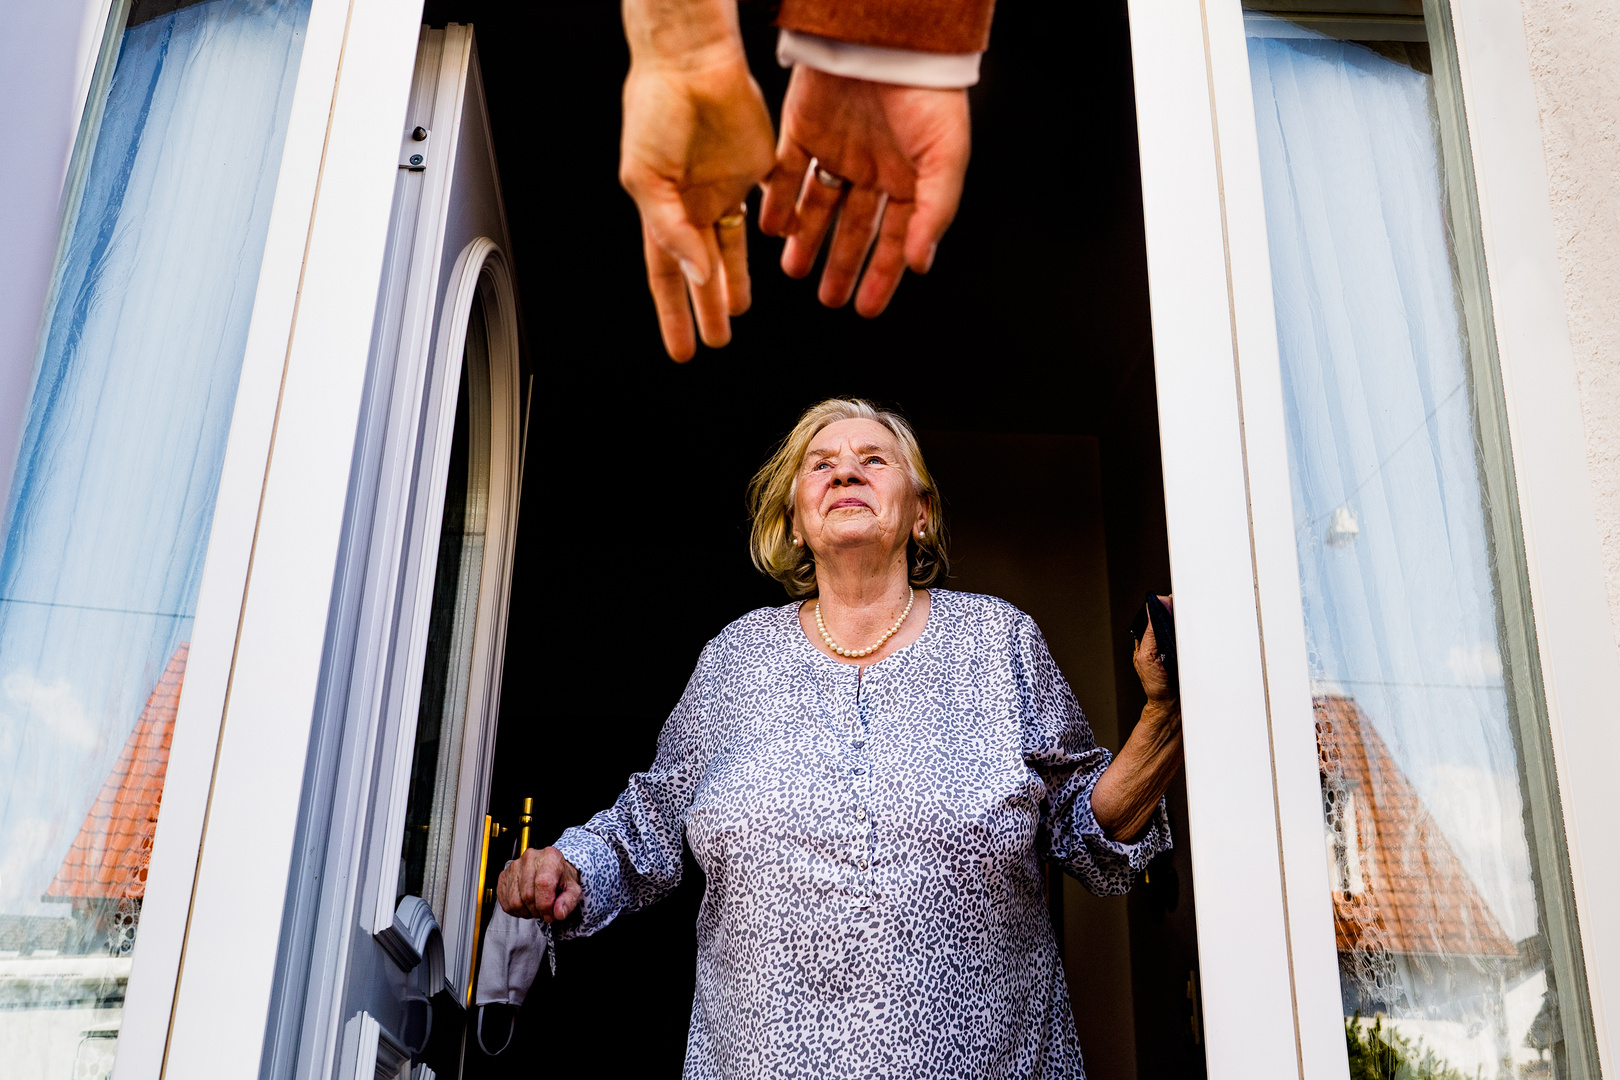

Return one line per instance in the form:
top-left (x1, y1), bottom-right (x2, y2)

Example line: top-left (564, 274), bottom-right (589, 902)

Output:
top-left (791, 536), bottom-right (802, 546)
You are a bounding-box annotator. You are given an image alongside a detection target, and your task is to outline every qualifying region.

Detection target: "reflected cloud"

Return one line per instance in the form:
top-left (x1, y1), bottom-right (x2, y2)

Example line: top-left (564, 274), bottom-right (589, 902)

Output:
top-left (1423, 763), bottom-right (1537, 941)
top-left (1445, 643), bottom-right (1503, 685)
top-left (4, 673), bottom-right (99, 752)
top-left (0, 817), bottom-right (63, 910)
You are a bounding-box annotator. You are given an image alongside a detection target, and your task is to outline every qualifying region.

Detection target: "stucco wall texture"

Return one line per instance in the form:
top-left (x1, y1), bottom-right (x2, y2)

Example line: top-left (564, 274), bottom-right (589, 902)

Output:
top-left (1518, 0), bottom-right (1620, 645)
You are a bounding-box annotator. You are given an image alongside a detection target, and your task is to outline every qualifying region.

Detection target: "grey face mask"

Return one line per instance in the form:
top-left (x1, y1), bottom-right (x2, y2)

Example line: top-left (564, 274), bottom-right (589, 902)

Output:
top-left (473, 899), bottom-right (555, 1055)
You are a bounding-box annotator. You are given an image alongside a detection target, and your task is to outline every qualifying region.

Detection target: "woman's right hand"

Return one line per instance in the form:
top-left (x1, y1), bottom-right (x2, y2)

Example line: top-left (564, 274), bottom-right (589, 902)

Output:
top-left (497, 845), bottom-right (582, 924)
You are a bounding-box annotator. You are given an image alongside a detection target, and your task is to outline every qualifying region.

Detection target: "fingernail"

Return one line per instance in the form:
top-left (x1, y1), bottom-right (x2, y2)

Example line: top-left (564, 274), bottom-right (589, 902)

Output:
top-left (923, 242), bottom-right (938, 273)
top-left (680, 258), bottom-right (708, 286)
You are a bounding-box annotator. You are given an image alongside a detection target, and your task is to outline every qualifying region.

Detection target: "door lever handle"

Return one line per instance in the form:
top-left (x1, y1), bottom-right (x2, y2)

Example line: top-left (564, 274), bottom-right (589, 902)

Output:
top-left (518, 796), bottom-right (533, 857)
top-left (467, 813), bottom-right (509, 1005)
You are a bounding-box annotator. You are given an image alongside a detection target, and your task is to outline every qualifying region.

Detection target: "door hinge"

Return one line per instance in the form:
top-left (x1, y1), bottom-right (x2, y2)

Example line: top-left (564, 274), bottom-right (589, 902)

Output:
top-left (400, 125), bottom-right (429, 171)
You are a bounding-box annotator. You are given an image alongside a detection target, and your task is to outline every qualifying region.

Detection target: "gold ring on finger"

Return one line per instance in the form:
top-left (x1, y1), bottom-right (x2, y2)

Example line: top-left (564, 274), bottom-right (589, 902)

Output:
top-left (716, 208), bottom-right (746, 229)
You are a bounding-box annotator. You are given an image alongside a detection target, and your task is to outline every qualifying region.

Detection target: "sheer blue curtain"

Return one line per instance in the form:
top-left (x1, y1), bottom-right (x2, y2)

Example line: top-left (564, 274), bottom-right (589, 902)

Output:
top-left (0, 0), bottom-right (309, 1072)
top-left (1251, 27), bottom-right (1551, 1079)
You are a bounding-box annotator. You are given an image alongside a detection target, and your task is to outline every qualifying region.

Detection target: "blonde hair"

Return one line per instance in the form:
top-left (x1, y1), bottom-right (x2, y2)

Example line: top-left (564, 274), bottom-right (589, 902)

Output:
top-left (747, 398), bottom-right (948, 598)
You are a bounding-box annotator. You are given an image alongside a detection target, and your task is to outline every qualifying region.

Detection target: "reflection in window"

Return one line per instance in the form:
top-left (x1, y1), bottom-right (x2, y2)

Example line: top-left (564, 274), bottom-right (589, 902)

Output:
top-left (0, 0), bottom-right (310, 1075)
top-left (398, 295), bottom-right (489, 917)
top-left (1246, 5), bottom-right (1596, 1078)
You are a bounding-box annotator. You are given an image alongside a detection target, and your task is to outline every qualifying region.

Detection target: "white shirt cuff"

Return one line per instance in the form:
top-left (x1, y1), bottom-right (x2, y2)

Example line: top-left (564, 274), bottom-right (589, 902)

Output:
top-left (776, 29), bottom-right (981, 89)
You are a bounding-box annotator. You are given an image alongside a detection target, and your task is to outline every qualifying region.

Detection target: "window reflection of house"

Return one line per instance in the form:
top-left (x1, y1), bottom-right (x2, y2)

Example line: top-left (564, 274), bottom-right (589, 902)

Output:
top-left (44, 644), bottom-right (188, 939)
top-left (1315, 695), bottom-right (1552, 1078)
top-left (0, 645), bottom-right (186, 1077)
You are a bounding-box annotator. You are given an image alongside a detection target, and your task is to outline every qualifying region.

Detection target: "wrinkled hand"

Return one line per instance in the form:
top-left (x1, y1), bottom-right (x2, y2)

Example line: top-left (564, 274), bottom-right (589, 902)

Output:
top-left (620, 49), bottom-right (775, 361)
top-left (1133, 594), bottom-right (1176, 702)
top-left (496, 845), bottom-right (582, 924)
top-left (759, 66), bottom-right (972, 317)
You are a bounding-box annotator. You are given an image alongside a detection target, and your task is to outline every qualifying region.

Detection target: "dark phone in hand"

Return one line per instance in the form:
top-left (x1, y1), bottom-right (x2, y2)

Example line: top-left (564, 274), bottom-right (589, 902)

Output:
top-left (1127, 592), bottom-right (1178, 689)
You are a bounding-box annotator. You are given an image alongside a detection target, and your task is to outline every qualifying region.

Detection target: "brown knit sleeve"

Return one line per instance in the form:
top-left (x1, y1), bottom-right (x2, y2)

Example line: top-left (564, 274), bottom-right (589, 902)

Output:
top-left (776, 0), bottom-right (996, 55)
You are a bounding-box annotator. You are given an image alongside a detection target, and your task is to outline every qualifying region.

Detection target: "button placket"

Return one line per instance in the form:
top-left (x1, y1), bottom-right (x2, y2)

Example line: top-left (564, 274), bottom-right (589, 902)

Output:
top-left (850, 668), bottom-right (876, 903)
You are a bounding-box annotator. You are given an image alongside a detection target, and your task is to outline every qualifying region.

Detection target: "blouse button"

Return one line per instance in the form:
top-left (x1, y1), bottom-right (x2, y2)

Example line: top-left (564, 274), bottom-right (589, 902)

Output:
top-left (859, 859), bottom-right (869, 871)
top-left (856, 808), bottom-right (867, 822)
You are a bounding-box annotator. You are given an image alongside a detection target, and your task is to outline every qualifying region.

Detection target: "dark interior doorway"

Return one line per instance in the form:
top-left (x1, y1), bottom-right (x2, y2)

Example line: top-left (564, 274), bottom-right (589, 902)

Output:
top-left (421, 1), bottom-right (1205, 1075)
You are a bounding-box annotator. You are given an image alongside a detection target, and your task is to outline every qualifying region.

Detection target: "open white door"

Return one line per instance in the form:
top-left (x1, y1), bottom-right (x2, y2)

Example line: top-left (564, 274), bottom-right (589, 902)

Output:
top-left (1127, 0), bottom-right (1613, 1077)
top-left (252, 25), bottom-right (525, 1080)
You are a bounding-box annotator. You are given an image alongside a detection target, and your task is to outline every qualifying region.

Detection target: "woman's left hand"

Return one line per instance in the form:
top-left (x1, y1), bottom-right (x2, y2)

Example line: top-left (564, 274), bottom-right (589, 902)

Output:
top-left (1094, 594), bottom-right (1182, 840)
top-left (1132, 594), bottom-right (1176, 702)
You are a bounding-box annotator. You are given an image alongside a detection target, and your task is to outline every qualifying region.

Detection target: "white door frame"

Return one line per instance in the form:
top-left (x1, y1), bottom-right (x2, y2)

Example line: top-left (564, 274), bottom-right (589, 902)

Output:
top-left (1444, 2), bottom-right (1620, 1066)
top-left (113, 0), bottom-right (429, 1076)
top-left (1124, 1), bottom-right (1335, 1074)
top-left (1126, 0), bottom-right (1620, 1076)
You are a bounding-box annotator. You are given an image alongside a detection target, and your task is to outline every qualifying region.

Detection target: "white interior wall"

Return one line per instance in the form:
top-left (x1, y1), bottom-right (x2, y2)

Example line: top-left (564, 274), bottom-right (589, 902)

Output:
top-left (0, 0), bottom-right (111, 501)
top-left (1517, 0), bottom-right (1620, 651)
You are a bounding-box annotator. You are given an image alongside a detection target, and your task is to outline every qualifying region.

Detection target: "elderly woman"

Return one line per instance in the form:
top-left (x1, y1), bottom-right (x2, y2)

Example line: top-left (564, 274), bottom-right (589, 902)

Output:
top-left (498, 398), bottom-right (1184, 1078)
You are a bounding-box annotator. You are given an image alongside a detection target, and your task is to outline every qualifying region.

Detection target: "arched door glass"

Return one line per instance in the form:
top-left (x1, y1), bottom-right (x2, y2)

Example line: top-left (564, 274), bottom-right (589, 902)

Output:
top-left (398, 294), bottom-right (490, 917)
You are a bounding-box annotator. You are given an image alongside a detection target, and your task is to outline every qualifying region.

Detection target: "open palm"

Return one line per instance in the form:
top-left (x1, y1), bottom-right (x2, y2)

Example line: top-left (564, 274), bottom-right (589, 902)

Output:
top-left (760, 67), bottom-right (972, 317)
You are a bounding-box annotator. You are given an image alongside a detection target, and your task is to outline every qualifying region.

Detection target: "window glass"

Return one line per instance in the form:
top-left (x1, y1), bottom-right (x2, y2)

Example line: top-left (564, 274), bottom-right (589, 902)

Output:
top-left (1244, 3), bottom-right (1598, 1077)
top-left (0, 0), bottom-right (310, 1075)
top-left (398, 294), bottom-right (489, 918)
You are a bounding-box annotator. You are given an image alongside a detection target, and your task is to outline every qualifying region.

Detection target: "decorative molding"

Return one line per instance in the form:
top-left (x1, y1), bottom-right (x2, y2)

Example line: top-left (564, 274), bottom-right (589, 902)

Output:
top-left (337, 1011), bottom-right (411, 1080)
top-left (375, 894), bottom-right (444, 988)
top-left (373, 1021), bottom-right (410, 1080)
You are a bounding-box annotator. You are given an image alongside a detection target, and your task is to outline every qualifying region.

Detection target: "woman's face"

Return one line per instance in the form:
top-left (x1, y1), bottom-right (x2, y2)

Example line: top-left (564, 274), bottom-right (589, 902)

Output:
top-left (792, 418), bottom-right (927, 565)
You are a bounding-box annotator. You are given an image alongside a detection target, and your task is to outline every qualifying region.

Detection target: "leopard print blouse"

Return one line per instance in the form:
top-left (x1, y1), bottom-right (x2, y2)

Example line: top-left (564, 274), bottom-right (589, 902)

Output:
top-left (552, 589), bottom-right (1170, 1079)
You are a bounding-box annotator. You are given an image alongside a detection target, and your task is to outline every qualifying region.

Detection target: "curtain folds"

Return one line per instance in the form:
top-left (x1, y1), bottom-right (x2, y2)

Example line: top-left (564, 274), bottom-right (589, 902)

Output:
top-left (1251, 31), bottom-right (1552, 1079)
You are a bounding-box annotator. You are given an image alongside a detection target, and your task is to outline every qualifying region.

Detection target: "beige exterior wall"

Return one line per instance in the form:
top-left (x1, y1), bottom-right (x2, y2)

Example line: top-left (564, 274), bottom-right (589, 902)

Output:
top-left (1517, 0), bottom-right (1620, 645)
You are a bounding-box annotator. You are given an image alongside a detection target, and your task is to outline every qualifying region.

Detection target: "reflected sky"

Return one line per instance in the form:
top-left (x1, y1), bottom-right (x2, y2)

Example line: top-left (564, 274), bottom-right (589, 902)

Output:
top-left (1252, 33), bottom-right (1539, 942)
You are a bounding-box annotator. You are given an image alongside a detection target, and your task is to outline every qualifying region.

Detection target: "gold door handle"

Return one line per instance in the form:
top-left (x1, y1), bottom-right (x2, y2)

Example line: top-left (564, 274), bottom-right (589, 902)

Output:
top-left (518, 796), bottom-right (532, 857)
top-left (481, 817), bottom-right (508, 905)
top-left (467, 813), bottom-right (509, 1006)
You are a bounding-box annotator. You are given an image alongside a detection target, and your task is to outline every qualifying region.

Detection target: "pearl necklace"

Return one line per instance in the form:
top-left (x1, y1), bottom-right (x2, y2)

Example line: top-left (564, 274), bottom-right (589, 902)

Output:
top-left (815, 587), bottom-right (915, 659)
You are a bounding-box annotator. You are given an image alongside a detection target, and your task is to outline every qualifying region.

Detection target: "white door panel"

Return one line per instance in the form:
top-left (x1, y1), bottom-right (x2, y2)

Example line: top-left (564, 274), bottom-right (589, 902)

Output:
top-left (259, 24), bottom-right (523, 1080)
top-left (1128, 0), bottom-right (1612, 1076)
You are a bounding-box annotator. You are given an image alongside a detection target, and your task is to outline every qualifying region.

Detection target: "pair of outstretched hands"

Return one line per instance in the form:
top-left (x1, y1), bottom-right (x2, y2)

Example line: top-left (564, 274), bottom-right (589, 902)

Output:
top-left (621, 0), bottom-right (972, 361)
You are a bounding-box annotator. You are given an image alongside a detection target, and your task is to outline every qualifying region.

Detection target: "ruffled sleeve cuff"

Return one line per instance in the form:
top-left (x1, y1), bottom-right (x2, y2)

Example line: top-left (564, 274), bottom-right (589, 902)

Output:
top-left (552, 827), bottom-right (625, 939)
top-left (1057, 773), bottom-right (1173, 897)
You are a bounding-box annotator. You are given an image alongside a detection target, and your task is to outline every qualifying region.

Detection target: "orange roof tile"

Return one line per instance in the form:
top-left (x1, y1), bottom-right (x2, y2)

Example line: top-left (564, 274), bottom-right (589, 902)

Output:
top-left (44, 643), bottom-right (188, 901)
top-left (1316, 694), bottom-right (1517, 960)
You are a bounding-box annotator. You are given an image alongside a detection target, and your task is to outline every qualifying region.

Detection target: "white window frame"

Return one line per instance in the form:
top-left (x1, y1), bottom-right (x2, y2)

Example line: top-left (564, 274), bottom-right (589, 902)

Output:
top-left (108, 0), bottom-right (429, 1077)
top-left (1126, 0), bottom-right (1620, 1076)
